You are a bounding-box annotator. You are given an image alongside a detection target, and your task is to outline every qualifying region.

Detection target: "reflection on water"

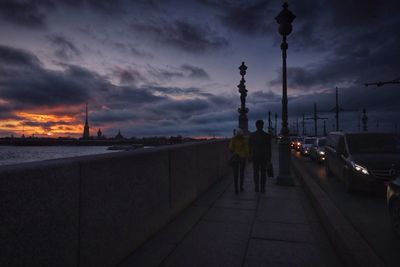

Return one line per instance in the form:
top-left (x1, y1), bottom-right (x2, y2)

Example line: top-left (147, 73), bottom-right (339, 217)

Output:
top-left (0, 146), bottom-right (117, 166)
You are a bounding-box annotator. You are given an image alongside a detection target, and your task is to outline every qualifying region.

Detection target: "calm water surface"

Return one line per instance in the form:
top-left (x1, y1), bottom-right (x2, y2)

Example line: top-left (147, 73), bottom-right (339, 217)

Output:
top-left (0, 146), bottom-right (116, 166)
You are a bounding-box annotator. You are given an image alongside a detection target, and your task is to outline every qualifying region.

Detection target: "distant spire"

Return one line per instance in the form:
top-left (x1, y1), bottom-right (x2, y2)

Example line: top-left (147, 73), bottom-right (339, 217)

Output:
top-left (115, 130), bottom-right (123, 140)
top-left (97, 128), bottom-right (102, 139)
top-left (85, 102), bottom-right (88, 124)
top-left (82, 101), bottom-right (90, 139)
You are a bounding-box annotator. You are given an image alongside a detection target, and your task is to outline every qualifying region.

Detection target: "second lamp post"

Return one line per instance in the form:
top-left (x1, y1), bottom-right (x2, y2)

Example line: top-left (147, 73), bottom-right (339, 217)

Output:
top-left (275, 2), bottom-right (295, 186)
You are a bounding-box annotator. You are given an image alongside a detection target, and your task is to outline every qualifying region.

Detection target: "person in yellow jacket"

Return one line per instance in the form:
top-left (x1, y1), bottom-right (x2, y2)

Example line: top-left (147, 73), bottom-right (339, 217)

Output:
top-left (229, 128), bottom-right (250, 194)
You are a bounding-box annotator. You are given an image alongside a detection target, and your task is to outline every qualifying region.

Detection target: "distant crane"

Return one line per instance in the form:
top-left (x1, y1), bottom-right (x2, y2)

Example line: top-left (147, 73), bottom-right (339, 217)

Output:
top-left (305, 103), bottom-right (328, 137)
top-left (319, 87), bottom-right (357, 131)
top-left (364, 77), bottom-right (400, 87)
top-left (301, 113), bottom-right (312, 136)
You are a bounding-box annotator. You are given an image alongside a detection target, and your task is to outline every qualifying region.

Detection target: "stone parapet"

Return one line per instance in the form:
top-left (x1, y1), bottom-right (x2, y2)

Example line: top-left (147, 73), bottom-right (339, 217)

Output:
top-left (0, 140), bottom-right (230, 267)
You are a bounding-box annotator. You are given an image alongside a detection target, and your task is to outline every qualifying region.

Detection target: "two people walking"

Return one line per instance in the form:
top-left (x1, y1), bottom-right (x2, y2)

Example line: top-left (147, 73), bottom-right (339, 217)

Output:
top-left (229, 120), bottom-right (272, 194)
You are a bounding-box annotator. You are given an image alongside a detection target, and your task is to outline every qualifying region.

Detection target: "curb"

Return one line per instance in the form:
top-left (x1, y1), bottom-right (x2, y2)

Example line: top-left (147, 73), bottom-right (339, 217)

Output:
top-left (292, 159), bottom-right (386, 267)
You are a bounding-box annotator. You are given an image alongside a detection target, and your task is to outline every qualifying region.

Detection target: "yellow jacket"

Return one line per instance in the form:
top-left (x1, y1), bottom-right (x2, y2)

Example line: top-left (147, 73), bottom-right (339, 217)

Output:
top-left (229, 135), bottom-right (249, 159)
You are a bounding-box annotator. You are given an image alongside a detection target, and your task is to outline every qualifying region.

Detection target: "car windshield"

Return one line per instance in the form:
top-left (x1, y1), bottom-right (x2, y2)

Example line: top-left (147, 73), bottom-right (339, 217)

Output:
top-left (318, 139), bottom-right (326, 146)
top-left (347, 134), bottom-right (399, 154)
top-left (305, 138), bottom-right (316, 144)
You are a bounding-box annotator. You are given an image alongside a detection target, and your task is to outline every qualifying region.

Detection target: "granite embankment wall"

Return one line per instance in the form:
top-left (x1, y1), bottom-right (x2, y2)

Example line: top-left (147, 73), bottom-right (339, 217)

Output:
top-left (0, 140), bottom-right (230, 267)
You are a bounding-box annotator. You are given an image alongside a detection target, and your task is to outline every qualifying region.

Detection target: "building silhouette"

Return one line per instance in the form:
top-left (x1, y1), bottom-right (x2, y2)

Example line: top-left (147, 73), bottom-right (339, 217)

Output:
top-left (97, 128), bottom-right (103, 139)
top-left (82, 102), bottom-right (90, 139)
top-left (115, 130), bottom-right (124, 140)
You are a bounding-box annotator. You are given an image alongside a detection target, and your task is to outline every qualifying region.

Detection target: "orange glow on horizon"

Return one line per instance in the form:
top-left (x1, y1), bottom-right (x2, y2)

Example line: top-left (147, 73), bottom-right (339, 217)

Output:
top-left (0, 111), bottom-right (84, 137)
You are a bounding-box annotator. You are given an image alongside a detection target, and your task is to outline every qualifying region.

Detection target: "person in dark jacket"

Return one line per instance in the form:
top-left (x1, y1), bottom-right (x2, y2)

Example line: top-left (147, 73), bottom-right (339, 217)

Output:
top-left (249, 120), bottom-right (272, 193)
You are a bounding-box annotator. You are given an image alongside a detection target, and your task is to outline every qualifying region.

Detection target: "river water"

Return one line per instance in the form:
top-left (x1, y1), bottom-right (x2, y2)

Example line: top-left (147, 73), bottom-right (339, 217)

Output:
top-left (0, 146), bottom-right (117, 166)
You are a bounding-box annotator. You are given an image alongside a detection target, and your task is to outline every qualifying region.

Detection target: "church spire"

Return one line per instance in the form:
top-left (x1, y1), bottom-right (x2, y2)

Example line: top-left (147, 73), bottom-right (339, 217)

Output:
top-left (82, 102), bottom-right (90, 139)
top-left (85, 102), bottom-right (88, 124)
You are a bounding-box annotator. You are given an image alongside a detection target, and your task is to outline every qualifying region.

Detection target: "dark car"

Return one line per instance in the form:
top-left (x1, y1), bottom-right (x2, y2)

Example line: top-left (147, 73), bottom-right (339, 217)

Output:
top-left (325, 132), bottom-right (400, 192)
top-left (310, 137), bottom-right (327, 163)
top-left (294, 136), bottom-right (304, 151)
top-left (290, 136), bottom-right (298, 150)
top-left (387, 175), bottom-right (400, 236)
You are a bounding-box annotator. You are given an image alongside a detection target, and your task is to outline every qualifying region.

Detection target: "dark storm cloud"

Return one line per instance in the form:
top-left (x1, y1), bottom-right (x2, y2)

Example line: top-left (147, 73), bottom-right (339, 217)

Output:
top-left (208, 95), bottom-right (232, 107)
top-left (130, 19), bottom-right (229, 53)
top-left (180, 64), bottom-right (210, 79)
top-left (148, 65), bottom-right (210, 81)
top-left (130, 47), bottom-right (153, 59)
top-left (47, 34), bottom-right (81, 60)
top-left (269, 0), bottom-right (400, 95)
top-left (0, 105), bottom-right (17, 120)
top-left (148, 67), bottom-right (184, 81)
top-left (147, 86), bottom-right (213, 99)
top-left (153, 98), bottom-right (211, 117)
top-left (198, 0), bottom-right (275, 35)
top-left (0, 43), bottom-right (232, 132)
top-left (269, 67), bottom-right (328, 90)
top-left (188, 109), bottom-right (236, 125)
top-left (270, 29), bottom-right (400, 92)
top-left (250, 90), bottom-right (280, 102)
top-left (0, 0), bottom-right (129, 29)
top-left (24, 121), bottom-right (67, 128)
top-left (0, 68), bottom-right (90, 107)
top-left (198, 0), bottom-right (327, 52)
top-left (111, 67), bottom-right (147, 85)
top-left (0, 44), bottom-right (41, 68)
top-left (218, 1), bottom-right (272, 35)
top-left (107, 86), bottom-right (164, 105)
top-left (64, 0), bottom-right (123, 14)
top-left (91, 109), bottom-right (138, 123)
top-left (0, 0), bottom-right (51, 28)
top-left (111, 41), bottom-right (154, 58)
top-left (0, 45), bottom-right (113, 107)
top-left (324, 0), bottom-right (390, 29)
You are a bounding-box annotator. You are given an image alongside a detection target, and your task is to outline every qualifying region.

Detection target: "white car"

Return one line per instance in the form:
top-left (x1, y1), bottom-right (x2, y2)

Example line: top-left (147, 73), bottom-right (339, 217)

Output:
top-left (300, 137), bottom-right (316, 156)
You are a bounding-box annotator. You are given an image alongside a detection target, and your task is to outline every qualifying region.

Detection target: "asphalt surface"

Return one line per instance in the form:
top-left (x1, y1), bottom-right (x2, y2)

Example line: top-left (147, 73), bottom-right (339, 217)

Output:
top-left (292, 150), bottom-right (400, 267)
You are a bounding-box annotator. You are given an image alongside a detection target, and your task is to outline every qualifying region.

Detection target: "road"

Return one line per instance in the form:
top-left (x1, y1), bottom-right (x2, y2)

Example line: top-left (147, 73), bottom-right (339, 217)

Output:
top-left (292, 150), bottom-right (399, 267)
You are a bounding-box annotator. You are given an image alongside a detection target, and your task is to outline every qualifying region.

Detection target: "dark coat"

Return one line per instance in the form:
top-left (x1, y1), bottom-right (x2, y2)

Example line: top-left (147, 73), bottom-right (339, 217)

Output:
top-left (249, 130), bottom-right (271, 162)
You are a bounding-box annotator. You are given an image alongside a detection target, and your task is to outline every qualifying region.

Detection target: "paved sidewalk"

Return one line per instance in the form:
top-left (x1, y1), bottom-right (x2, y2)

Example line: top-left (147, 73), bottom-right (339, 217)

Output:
top-left (119, 144), bottom-right (342, 267)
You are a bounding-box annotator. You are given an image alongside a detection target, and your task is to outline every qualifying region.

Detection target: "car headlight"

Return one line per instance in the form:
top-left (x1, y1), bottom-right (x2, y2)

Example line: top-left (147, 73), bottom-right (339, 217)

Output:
top-left (319, 151), bottom-right (325, 155)
top-left (352, 162), bottom-right (369, 175)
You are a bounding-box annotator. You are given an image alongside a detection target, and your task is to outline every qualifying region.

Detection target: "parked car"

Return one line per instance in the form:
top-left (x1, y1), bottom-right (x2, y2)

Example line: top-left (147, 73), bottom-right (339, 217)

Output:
top-left (300, 137), bottom-right (316, 156)
top-left (325, 132), bottom-right (400, 192)
top-left (310, 137), bottom-right (327, 163)
top-left (387, 175), bottom-right (400, 236)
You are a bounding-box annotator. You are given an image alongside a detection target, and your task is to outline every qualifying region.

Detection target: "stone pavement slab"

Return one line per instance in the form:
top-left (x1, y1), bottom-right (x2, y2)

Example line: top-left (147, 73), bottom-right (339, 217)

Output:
top-left (162, 220), bottom-right (251, 267)
top-left (119, 143), bottom-right (342, 267)
top-left (245, 239), bottom-right (325, 266)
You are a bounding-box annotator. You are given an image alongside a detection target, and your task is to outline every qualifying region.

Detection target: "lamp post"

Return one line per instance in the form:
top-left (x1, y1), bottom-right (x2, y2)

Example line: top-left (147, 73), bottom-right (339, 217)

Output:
top-left (275, 2), bottom-right (295, 186)
top-left (268, 111), bottom-right (272, 134)
top-left (237, 62), bottom-right (249, 134)
top-left (362, 108), bottom-right (368, 132)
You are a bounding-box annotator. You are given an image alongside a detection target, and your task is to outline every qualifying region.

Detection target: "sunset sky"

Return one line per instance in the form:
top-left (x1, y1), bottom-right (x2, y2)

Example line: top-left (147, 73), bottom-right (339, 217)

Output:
top-left (0, 0), bottom-right (399, 138)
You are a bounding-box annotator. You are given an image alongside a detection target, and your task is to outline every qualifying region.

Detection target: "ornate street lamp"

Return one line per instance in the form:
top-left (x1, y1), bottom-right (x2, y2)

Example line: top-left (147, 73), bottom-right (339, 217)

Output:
top-left (275, 1), bottom-right (295, 186)
top-left (238, 62), bottom-right (249, 134)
